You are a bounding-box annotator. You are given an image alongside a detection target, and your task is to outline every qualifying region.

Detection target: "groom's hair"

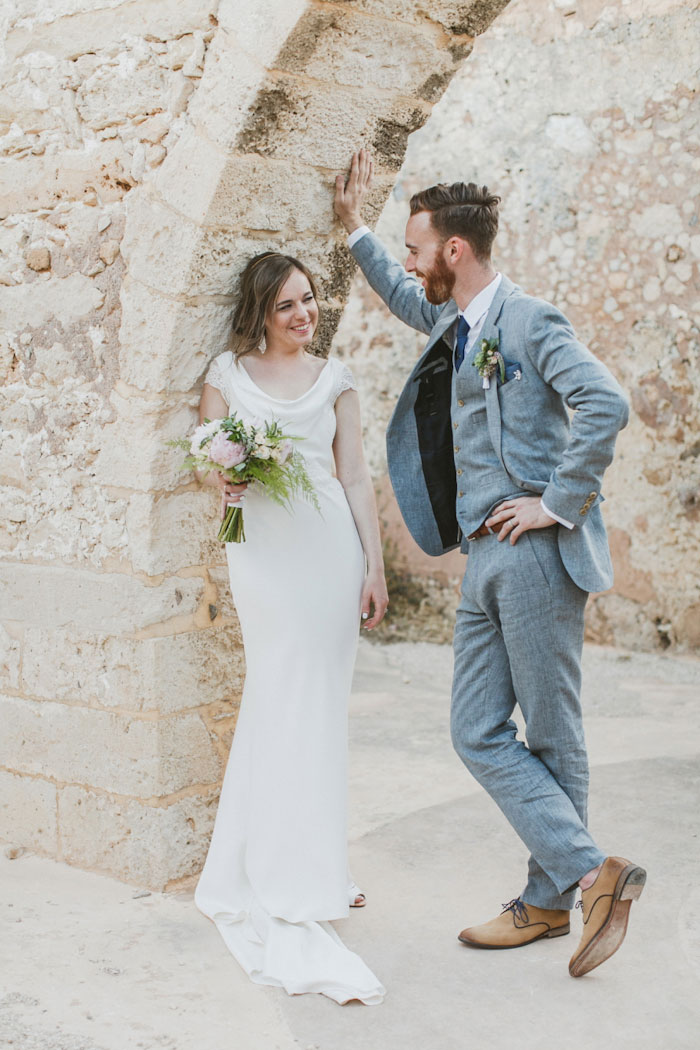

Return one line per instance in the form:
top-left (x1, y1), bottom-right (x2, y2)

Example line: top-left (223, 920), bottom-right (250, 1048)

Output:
top-left (409, 182), bottom-right (500, 263)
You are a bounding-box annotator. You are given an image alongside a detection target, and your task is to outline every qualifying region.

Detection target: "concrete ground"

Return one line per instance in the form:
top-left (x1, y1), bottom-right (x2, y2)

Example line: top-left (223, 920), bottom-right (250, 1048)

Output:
top-left (2, 639), bottom-right (699, 1050)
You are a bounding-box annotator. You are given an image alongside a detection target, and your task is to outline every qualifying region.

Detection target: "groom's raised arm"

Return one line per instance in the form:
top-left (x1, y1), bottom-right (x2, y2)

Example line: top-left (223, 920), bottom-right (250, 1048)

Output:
top-left (334, 150), bottom-right (441, 337)
top-left (349, 231), bottom-right (440, 336)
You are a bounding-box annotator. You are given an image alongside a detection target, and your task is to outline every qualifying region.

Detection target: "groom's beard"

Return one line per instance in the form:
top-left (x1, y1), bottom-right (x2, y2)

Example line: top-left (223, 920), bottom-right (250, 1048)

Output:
top-left (418, 253), bottom-right (455, 305)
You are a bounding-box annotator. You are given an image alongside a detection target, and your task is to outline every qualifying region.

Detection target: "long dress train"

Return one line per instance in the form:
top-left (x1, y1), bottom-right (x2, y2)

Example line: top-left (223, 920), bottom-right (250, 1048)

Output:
top-left (194, 351), bottom-right (385, 1005)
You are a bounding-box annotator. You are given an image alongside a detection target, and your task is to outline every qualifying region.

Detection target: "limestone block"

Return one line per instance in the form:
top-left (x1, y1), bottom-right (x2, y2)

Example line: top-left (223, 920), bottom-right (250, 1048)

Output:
top-left (75, 51), bottom-right (170, 132)
top-left (22, 626), bottom-right (244, 712)
top-left (177, 36), bottom-right (266, 153)
top-left (29, 341), bottom-right (85, 385)
top-left (205, 155), bottom-right (337, 236)
top-left (0, 563), bottom-right (203, 632)
top-left (125, 490), bottom-right (221, 575)
top-left (0, 142), bottom-right (135, 212)
top-left (173, 228), bottom-right (347, 302)
top-left (5, 0), bottom-right (219, 62)
top-left (120, 193), bottom-right (202, 298)
top-left (93, 391), bottom-right (196, 491)
top-left (236, 76), bottom-right (430, 170)
top-left (99, 239), bottom-right (120, 266)
top-left (158, 711), bottom-right (221, 793)
top-left (57, 786), bottom-right (217, 888)
top-left (118, 277), bottom-right (232, 394)
top-left (0, 770), bottom-right (57, 854)
top-left (166, 33), bottom-right (198, 71)
top-left (321, 0), bottom-right (509, 35)
top-left (207, 566), bottom-right (238, 622)
top-left (0, 430), bottom-right (29, 487)
top-left (0, 695), bottom-right (219, 795)
top-left (217, 0), bottom-right (308, 67)
top-left (25, 247), bottom-right (51, 272)
top-left (0, 624), bottom-right (21, 691)
top-left (631, 203), bottom-right (684, 240)
top-left (275, 8), bottom-right (457, 98)
top-left (0, 486), bottom-right (27, 524)
top-left (0, 273), bottom-right (104, 331)
top-left (150, 127), bottom-right (228, 225)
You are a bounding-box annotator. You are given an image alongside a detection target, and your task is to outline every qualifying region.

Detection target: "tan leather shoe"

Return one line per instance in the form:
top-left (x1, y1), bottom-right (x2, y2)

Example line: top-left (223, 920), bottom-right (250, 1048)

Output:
top-left (569, 856), bottom-right (646, 977)
top-left (458, 898), bottom-right (570, 949)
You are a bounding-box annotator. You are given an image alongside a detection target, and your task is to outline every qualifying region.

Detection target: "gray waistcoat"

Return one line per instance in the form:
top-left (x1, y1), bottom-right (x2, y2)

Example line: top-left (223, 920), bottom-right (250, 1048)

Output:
top-left (451, 349), bottom-right (520, 537)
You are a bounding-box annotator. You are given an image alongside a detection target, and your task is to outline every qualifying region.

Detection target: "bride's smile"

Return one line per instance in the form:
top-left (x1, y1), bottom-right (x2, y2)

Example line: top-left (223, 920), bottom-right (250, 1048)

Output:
top-left (267, 268), bottom-right (319, 352)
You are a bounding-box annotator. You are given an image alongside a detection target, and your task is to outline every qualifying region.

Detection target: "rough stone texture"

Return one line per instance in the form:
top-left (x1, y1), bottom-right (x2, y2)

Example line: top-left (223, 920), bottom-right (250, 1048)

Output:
top-left (334, 0), bottom-right (700, 653)
top-left (0, 770), bottom-right (57, 854)
top-left (0, 696), bottom-right (220, 796)
top-left (21, 625), bottom-right (243, 712)
top-left (0, 564), bottom-right (203, 631)
top-left (0, 0), bottom-right (506, 887)
top-left (57, 785), bottom-right (218, 886)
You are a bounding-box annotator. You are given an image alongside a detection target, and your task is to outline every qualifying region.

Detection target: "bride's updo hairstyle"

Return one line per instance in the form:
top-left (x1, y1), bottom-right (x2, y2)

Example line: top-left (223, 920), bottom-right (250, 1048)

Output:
top-left (230, 251), bottom-right (319, 358)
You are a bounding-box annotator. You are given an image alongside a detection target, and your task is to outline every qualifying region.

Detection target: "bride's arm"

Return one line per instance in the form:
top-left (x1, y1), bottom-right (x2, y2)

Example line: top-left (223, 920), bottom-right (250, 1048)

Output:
top-left (333, 389), bottom-right (389, 630)
top-left (197, 383), bottom-right (247, 504)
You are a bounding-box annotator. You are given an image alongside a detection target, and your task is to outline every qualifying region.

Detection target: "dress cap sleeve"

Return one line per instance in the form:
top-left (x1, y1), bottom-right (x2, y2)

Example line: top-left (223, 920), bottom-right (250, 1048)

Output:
top-left (204, 352), bottom-right (233, 399)
top-left (332, 360), bottom-right (357, 402)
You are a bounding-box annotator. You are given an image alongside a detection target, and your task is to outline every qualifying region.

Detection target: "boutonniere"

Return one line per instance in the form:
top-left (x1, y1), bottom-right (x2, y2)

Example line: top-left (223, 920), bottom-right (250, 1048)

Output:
top-left (473, 337), bottom-right (505, 389)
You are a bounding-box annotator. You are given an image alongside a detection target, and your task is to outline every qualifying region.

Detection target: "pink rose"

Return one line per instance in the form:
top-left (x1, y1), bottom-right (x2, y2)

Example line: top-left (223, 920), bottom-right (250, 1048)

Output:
top-left (209, 433), bottom-right (247, 469)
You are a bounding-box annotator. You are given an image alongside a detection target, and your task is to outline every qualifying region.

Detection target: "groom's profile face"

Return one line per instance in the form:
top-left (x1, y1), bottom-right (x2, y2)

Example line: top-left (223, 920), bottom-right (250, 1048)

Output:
top-left (405, 211), bottom-right (455, 305)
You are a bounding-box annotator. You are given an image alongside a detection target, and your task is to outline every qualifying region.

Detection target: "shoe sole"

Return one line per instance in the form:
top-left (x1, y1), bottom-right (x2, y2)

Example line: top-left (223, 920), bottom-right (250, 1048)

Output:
top-left (569, 864), bottom-right (646, 977)
top-left (458, 924), bottom-right (570, 949)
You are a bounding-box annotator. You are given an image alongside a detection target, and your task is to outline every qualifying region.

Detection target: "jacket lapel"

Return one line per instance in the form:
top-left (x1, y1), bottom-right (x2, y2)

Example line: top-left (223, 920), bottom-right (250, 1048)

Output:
top-left (426, 300), bottom-right (459, 352)
top-left (479, 276), bottom-right (518, 479)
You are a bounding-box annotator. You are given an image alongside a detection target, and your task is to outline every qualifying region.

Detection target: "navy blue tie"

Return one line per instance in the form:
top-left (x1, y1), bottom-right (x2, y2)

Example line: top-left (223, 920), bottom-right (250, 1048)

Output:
top-left (454, 315), bottom-right (470, 371)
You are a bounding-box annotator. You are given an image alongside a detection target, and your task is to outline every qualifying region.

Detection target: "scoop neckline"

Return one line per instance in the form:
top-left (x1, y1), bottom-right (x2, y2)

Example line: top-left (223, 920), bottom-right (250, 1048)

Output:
top-left (235, 355), bottom-right (331, 403)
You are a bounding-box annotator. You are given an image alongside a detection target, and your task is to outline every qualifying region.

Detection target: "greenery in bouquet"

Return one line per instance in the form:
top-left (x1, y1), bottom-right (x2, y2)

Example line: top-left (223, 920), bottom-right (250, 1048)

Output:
top-left (172, 414), bottom-right (319, 542)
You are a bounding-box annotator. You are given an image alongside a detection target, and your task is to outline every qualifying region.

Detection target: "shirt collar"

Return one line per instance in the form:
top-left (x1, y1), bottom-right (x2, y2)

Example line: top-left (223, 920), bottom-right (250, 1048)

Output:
top-left (461, 272), bottom-right (502, 328)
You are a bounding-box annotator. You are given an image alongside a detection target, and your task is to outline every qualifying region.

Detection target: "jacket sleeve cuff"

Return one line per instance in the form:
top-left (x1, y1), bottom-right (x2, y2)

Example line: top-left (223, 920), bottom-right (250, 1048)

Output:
top-left (347, 225), bottom-right (370, 249)
top-left (540, 498), bottom-right (574, 530)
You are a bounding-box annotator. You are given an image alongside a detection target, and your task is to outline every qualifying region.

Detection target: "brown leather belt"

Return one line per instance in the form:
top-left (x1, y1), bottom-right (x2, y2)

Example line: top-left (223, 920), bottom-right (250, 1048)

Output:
top-left (466, 523), bottom-right (492, 541)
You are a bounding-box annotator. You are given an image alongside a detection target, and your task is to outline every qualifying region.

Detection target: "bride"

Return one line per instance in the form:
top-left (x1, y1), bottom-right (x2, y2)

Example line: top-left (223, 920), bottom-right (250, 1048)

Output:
top-left (193, 251), bottom-right (388, 1005)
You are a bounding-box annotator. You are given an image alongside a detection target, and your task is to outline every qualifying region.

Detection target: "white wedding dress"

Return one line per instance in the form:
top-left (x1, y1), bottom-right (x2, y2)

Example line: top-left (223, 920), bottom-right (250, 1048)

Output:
top-left (194, 351), bottom-right (385, 1006)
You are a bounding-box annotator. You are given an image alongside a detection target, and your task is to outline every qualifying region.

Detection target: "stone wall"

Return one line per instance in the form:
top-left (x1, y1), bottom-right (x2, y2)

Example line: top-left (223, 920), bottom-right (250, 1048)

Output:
top-left (334, 0), bottom-right (700, 652)
top-left (0, 0), bottom-right (508, 886)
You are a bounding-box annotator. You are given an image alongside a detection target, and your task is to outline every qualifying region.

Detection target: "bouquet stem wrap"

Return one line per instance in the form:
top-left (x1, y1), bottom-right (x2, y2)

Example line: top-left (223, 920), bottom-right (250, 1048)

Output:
top-left (219, 502), bottom-right (246, 543)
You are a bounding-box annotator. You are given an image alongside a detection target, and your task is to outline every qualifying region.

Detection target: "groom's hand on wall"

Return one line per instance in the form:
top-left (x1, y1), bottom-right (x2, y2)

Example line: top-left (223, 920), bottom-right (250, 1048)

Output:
top-left (486, 497), bottom-right (556, 545)
top-left (334, 149), bottom-right (373, 233)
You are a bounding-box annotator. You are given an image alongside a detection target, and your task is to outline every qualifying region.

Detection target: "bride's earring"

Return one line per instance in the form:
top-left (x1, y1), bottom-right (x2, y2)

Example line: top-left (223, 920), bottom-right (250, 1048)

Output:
top-left (258, 331), bottom-right (267, 354)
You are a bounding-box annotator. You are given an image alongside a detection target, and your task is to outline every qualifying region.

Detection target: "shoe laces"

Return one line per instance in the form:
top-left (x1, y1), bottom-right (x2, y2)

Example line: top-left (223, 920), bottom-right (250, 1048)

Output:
top-left (501, 898), bottom-right (529, 923)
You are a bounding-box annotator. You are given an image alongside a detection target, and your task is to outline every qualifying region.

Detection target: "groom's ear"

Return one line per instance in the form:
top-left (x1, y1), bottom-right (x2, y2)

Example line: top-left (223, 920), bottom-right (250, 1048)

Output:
top-left (445, 236), bottom-right (469, 266)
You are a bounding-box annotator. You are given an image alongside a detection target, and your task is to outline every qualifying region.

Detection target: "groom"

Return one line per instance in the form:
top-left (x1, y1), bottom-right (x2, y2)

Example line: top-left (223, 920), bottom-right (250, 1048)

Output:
top-left (334, 151), bottom-right (645, 977)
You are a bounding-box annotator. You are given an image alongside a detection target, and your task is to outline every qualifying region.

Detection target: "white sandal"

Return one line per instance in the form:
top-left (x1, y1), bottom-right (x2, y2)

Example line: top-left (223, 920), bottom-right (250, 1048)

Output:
top-left (349, 881), bottom-right (366, 908)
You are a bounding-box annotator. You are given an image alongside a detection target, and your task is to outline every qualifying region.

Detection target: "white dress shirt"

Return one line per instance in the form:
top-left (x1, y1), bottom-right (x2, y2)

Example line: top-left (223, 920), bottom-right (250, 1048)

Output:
top-left (347, 227), bottom-right (573, 529)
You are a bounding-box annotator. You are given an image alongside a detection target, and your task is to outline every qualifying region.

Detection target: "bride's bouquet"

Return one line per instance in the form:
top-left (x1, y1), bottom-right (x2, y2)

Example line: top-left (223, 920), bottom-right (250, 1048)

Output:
top-left (173, 415), bottom-right (319, 542)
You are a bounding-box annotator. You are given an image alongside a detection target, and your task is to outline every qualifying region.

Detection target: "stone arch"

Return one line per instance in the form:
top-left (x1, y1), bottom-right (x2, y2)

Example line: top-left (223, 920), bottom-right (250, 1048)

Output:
top-left (0, 0), bottom-right (508, 887)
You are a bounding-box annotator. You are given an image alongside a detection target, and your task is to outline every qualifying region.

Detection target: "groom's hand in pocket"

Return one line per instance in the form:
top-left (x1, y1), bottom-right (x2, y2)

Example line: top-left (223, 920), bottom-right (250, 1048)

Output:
top-left (486, 496), bottom-right (555, 545)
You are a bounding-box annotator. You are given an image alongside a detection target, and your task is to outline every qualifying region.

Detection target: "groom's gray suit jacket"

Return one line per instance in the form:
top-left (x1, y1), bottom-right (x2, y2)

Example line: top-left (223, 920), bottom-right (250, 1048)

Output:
top-left (350, 232), bottom-right (629, 594)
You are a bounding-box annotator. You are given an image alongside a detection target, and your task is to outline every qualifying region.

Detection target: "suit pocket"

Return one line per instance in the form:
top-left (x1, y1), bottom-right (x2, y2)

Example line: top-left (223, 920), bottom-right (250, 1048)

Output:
top-left (498, 375), bottom-right (523, 402)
